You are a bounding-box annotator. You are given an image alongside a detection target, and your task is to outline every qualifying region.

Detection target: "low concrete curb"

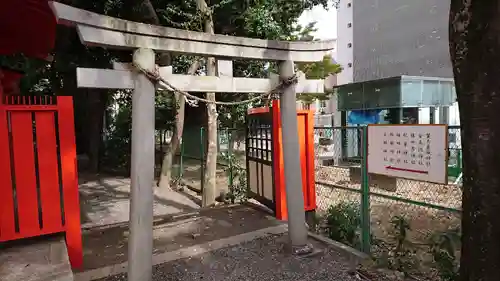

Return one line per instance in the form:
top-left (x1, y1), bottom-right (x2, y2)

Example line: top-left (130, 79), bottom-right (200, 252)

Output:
top-left (307, 232), bottom-right (369, 261)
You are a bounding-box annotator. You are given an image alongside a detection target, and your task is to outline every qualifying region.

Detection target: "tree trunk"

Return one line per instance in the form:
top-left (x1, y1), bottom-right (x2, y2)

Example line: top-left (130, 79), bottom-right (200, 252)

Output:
top-left (86, 90), bottom-right (107, 173)
top-left (449, 1), bottom-right (500, 280)
top-left (158, 60), bottom-right (200, 189)
top-left (197, 0), bottom-right (218, 207)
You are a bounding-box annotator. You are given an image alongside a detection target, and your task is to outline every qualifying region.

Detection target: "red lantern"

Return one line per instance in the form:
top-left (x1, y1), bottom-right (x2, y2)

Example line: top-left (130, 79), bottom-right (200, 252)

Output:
top-left (0, 0), bottom-right (56, 58)
top-left (0, 0), bottom-right (56, 97)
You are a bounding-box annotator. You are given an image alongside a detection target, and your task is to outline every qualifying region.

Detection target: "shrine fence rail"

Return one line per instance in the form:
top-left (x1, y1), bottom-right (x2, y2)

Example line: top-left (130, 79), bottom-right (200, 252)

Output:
top-left (314, 125), bottom-right (462, 255)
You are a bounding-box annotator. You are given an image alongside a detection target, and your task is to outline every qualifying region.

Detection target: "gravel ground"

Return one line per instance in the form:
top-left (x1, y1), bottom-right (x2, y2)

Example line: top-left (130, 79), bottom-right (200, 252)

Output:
top-left (96, 234), bottom-right (360, 281)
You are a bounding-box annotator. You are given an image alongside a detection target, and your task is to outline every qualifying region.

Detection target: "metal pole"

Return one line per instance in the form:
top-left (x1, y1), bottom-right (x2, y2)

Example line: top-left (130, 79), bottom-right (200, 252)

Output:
top-left (128, 48), bottom-right (155, 281)
top-left (278, 60), bottom-right (309, 251)
top-left (430, 107), bottom-right (436, 124)
top-left (200, 127), bottom-right (205, 192)
top-left (179, 139), bottom-right (184, 178)
top-left (228, 129), bottom-right (234, 188)
top-left (360, 126), bottom-right (371, 253)
top-left (440, 106), bottom-right (449, 124)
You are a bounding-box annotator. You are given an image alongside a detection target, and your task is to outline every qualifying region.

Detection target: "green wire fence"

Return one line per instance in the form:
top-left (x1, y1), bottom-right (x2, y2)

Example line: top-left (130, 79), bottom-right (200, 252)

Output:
top-left (314, 125), bottom-right (462, 253)
top-left (155, 127), bottom-right (245, 194)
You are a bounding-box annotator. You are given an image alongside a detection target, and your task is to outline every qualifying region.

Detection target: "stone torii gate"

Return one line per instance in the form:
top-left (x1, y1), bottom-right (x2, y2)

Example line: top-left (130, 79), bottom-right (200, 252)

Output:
top-left (49, 2), bottom-right (336, 280)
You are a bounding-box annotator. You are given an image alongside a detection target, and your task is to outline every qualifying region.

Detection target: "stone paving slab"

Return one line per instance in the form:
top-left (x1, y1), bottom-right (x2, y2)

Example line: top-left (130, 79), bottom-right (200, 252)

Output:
top-left (79, 176), bottom-right (200, 228)
top-left (0, 236), bottom-right (73, 281)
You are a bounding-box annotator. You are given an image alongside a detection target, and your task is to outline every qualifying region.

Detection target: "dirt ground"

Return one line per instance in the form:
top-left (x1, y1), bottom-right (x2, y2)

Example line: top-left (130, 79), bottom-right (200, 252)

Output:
top-left (312, 165), bottom-right (462, 280)
top-left (76, 205), bottom-right (283, 273)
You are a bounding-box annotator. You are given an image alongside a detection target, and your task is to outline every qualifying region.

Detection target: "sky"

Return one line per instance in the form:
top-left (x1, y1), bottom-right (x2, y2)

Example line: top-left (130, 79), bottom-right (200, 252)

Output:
top-left (298, 3), bottom-right (337, 40)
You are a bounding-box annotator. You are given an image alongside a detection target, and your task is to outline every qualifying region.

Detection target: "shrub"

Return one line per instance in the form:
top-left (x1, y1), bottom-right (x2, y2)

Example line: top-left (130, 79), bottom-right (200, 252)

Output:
top-left (428, 227), bottom-right (461, 281)
top-left (325, 202), bottom-right (361, 248)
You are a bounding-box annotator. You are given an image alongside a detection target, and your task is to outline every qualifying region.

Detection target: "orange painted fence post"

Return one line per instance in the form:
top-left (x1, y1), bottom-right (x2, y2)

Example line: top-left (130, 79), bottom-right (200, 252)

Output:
top-left (57, 96), bottom-right (83, 269)
top-left (271, 100), bottom-right (316, 221)
top-left (0, 88), bottom-right (16, 240)
top-left (246, 102), bottom-right (316, 221)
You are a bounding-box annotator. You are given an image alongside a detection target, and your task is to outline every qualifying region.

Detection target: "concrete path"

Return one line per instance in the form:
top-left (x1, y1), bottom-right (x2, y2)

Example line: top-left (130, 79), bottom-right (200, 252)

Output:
top-left (0, 236), bottom-right (73, 281)
top-left (79, 175), bottom-right (200, 229)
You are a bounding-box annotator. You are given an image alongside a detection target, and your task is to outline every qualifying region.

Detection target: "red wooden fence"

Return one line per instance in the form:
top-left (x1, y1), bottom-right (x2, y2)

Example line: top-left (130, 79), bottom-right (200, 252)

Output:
top-left (0, 94), bottom-right (82, 268)
top-left (247, 100), bottom-right (316, 221)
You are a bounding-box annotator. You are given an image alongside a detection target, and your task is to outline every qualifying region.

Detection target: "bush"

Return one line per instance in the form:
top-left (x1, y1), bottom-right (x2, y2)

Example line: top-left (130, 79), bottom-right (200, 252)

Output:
top-left (220, 151), bottom-right (248, 203)
top-left (324, 202), bottom-right (361, 248)
top-left (428, 227), bottom-right (461, 281)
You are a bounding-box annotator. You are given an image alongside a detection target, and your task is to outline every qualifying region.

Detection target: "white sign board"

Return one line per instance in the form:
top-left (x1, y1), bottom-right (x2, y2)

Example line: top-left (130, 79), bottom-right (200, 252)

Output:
top-left (367, 124), bottom-right (448, 184)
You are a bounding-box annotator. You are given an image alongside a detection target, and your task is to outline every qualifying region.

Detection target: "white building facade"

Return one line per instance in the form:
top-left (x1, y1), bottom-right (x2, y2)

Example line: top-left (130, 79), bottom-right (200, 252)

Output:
top-left (333, 0), bottom-right (460, 126)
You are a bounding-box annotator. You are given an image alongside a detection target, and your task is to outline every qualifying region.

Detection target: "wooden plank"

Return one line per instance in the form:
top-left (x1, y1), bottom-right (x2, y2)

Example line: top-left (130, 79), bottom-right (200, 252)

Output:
top-left (76, 68), bottom-right (325, 93)
top-left (77, 68), bottom-right (134, 89)
top-left (0, 107), bottom-right (16, 240)
top-left (2, 105), bottom-right (59, 111)
top-left (217, 60), bottom-right (233, 78)
top-left (56, 96), bottom-right (83, 269)
top-left (297, 112), bottom-right (316, 211)
top-left (271, 101), bottom-right (286, 220)
top-left (35, 112), bottom-right (63, 233)
top-left (10, 112), bottom-right (40, 236)
top-left (49, 1), bottom-right (336, 53)
top-left (305, 111), bottom-right (316, 210)
top-left (76, 25), bottom-right (329, 62)
top-left (112, 62), bottom-right (173, 73)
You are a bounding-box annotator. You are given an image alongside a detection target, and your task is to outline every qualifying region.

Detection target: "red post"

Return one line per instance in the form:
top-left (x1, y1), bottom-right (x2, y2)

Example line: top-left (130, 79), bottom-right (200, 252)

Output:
top-left (56, 96), bottom-right (83, 268)
top-left (271, 100), bottom-right (316, 220)
top-left (10, 111), bottom-right (40, 236)
top-left (0, 88), bottom-right (16, 240)
top-left (35, 111), bottom-right (63, 233)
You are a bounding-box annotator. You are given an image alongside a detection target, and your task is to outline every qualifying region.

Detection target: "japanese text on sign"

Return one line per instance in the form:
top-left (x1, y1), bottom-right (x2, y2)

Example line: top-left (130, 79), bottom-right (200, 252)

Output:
top-left (367, 125), bottom-right (448, 184)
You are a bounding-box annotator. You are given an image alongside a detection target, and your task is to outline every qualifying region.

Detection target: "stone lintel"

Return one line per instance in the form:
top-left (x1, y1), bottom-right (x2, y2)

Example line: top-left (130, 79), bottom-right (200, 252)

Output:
top-left (76, 67), bottom-right (326, 93)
